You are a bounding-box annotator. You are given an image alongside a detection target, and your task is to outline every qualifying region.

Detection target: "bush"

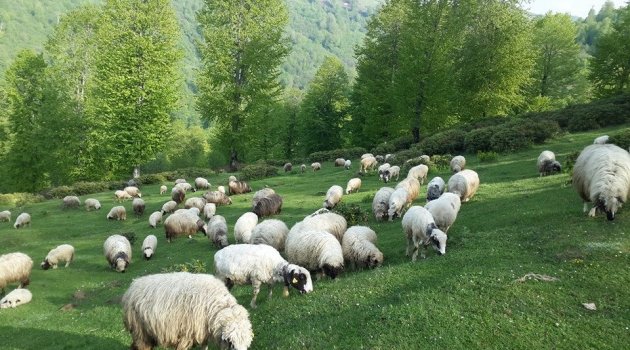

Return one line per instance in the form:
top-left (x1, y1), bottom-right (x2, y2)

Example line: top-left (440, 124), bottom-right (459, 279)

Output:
top-left (333, 203), bottom-right (369, 226)
top-left (429, 154), bottom-right (452, 171)
top-left (609, 128), bottom-right (630, 150)
top-left (391, 148), bottom-right (422, 165)
top-left (564, 151), bottom-right (581, 177)
top-left (262, 159), bottom-right (290, 167)
top-left (465, 127), bottom-right (497, 153)
top-left (308, 147), bottom-right (368, 162)
top-left (418, 129), bottom-right (467, 155)
top-left (240, 163), bottom-right (278, 181)
top-left (72, 181), bottom-right (109, 195)
top-left (490, 126), bottom-right (531, 152)
top-left (137, 173), bottom-right (167, 185)
top-left (507, 119), bottom-right (560, 144)
top-left (477, 151), bottom-right (499, 163)
top-left (107, 181), bottom-right (128, 191)
top-left (0, 192), bottom-right (46, 207)
top-left (371, 142), bottom-right (396, 156)
top-left (174, 168), bottom-right (212, 180)
top-left (46, 186), bottom-right (75, 199)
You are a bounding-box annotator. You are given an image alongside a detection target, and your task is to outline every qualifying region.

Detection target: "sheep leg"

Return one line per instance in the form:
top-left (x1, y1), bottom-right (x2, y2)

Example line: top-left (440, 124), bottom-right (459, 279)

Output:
top-left (268, 284), bottom-right (274, 299)
top-left (588, 206), bottom-right (598, 217)
top-left (251, 281), bottom-right (261, 309)
top-left (53, 264), bottom-right (58, 269)
top-left (405, 237), bottom-right (414, 257)
top-left (583, 202), bottom-right (589, 213)
top-left (282, 285), bottom-right (289, 298)
top-left (19, 277), bottom-right (30, 288)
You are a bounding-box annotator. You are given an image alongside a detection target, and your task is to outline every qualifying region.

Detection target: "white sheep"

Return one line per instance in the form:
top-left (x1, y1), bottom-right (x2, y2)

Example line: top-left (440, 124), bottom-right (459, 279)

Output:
top-left (382, 165), bottom-right (400, 183)
top-left (0, 288), bottom-right (32, 309)
top-left (372, 187), bottom-right (395, 221)
top-left (593, 135), bottom-right (609, 144)
top-left (0, 252), bottom-right (33, 293)
top-left (250, 219), bottom-right (289, 251)
top-left (341, 226), bottom-right (384, 269)
top-left (425, 192), bottom-right (461, 233)
top-left (388, 187), bottom-right (409, 221)
top-left (175, 207), bottom-right (201, 216)
top-left (132, 197), bottom-right (145, 217)
top-left (450, 155), bottom-right (466, 173)
top-left (84, 198), bottom-right (101, 211)
top-left (115, 190), bottom-right (133, 202)
top-left (207, 215), bottom-right (229, 249)
top-left (375, 155), bottom-right (385, 163)
top-left (323, 185), bottom-right (343, 209)
top-left (214, 244), bottom-right (313, 308)
top-left (124, 186), bottom-right (142, 198)
top-left (311, 162), bottom-right (321, 171)
top-left (185, 197), bottom-right (207, 212)
top-left (62, 195), bottom-right (81, 209)
top-left (346, 178), bottom-right (362, 194)
top-left (283, 162), bottom-right (293, 172)
top-left (378, 163), bottom-right (391, 180)
top-left (203, 203), bottom-right (217, 220)
top-left (344, 159), bottom-right (351, 170)
top-left (360, 156), bottom-right (378, 173)
top-left (175, 178), bottom-right (187, 184)
top-left (447, 169), bottom-right (480, 202)
top-left (160, 185), bottom-right (167, 195)
top-left (103, 234), bottom-right (132, 272)
top-left (402, 206), bottom-right (448, 261)
top-left (252, 188), bottom-right (276, 205)
top-left (161, 200), bottom-right (178, 214)
top-left (407, 164), bottom-right (429, 184)
top-left (122, 272), bottom-right (253, 350)
top-left (106, 206), bottom-right (127, 221)
top-left (361, 153), bottom-right (374, 159)
top-left (395, 176), bottom-right (420, 204)
top-left (334, 158), bottom-right (346, 167)
top-left (298, 211), bottom-right (348, 242)
top-left (573, 144), bottom-right (630, 220)
top-left (234, 212), bottom-right (259, 243)
top-left (40, 244), bottom-right (74, 270)
top-left (285, 230), bottom-right (344, 279)
top-left (385, 154), bottom-right (394, 162)
top-left (426, 176), bottom-right (446, 202)
top-left (14, 213), bottom-right (31, 229)
top-left (141, 235), bottom-right (158, 260)
top-left (164, 212), bottom-right (207, 242)
top-left (0, 210), bottom-right (11, 222)
top-left (194, 177), bottom-right (211, 190)
top-left (228, 176), bottom-right (237, 182)
top-left (300, 164), bottom-right (306, 173)
top-left (217, 185), bottom-right (226, 194)
top-left (148, 211), bottom-right (163, 228)
top-left (537, 150), bottom-right (562, 176)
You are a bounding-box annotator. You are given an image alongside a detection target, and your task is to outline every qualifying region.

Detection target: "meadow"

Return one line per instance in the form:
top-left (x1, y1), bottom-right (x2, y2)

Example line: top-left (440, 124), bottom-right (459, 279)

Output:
top-left (0, 126), bottom-right (629, 349)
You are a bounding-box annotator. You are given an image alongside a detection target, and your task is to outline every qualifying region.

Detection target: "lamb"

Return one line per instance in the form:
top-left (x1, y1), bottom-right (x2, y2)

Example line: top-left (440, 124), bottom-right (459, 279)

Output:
top-left (84, 198), bottom-right (101, 211)
top-left (300, 164), bottom-right (306, 173)
top-left (132, 198), bottom-right (145, 217)
top-left (228, 180), bottom-right (252, 195)
top-left (344, 159), bottom-right (351, 170)
top-left (148, 211), bottom-right (163, 228)
top-left (106, 206), bottom-right (127, 221)
top-left (207, 215), bottom-right (229, 249)
top-left (426, 176), bottom-right (446, 202)
top-left (0, 252), bottom-right (33, 293)
top-left (203, 203), bottom-right (217, 220)
top-left (425, 192), bottom-right (461, 233)
top-left (537, 150), bottom-right (562, 176)
top-left (62, 196), bottom-right (81, 209)
top-left (124, 186), bottom-right (142, 198)
top-left (378, 163), bottom-right (391, 180)
top-left (14, 213), bottom-right (31, 229)
top-left (171, 186), bottom-right (185, 204)
top-left (103, 234), bottom-right (132, 272)
top-left (121, 272), bottom-right (253, 350)
top-left (115, 190), bottom-right (133, 202)
top-left (214, 244), bottom-right (313, 308)
top-left (0, 210), bottom-right (10, 222)
top-left (175, 182), bottom-right (195, 193)
top-left (372, 187), bottom-right (395, 221)
top-left (285, 230), bottom-right (344, 279)
top-left (593, 135), bottom-right (609, 144)
top-left (283, 162), bottom-right (292, 172)
top-left (360, 156), bottom-right (378, 173)
top-left (407, 164), bottom-right (429, 184)
top-left (0, 288), bottom-right (32, 309)
top-left (341, 226), bottom-right (383, 269)
top-left (572, 144), bottom-right (630, 220)
top-left (161, 200), bottom-right (178, 214)
top-left (402, 206), bottom-right (448, 261)
top-left (250, 219), bottom-right (290, 251)
top-left (204, 191), bottom-right (232, 206)
top-left (141, 235), bottom-right (158, 260)
top-left (160, 185), bottom-right (167, 195)
top-left (323, 185), bottom-right (344, 209)
top-left (345, 178), bottom-right (362, 194)
top-left (447, 169), bottom-right (480, 202)
top-left (194, 177), bottom-right (211, 190)
top-left (311, 162), bottom-right (321, 171)
top-left (395, 176), bottom-right (420, 204)
top-left (234, 212), bottom-right (259, 244)
top-left (185, 197), bottom-right (207, 212)
top-left (164, 212), bottom-right (208, 242)
top-left (298, 212), bottom-right (348, 242)
top-left (40, 244), bottom-right (74, 270)
top-left (450, 155), bottom-right (466, 173)
top-left (381, 165), bottom-right (400, 183)
top-left (217, 185), bottom-right (226, 194)
top-left (334, 158), bottom-right (346, 167)
top-left (252, 193), bottom-right (283, 217)
top-left (388, 188), bottom-right (409, 221)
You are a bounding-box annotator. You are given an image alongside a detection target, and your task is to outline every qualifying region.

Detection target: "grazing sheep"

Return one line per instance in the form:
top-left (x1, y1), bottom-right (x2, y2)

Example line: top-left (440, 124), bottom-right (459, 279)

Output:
top-left (447, 169), bottom-right (480, 202)
top-left (450, 155), bottom-right (466, 173)
top-left (305, 208), bottom-right (330, 218)
top-left (228, 176), bottom-right (237, 182)
top-left (407, 164), bottom-right (429, 184)
top-left (311, 162), bottom-right (321, 171)
top-left (203, 203), bottom-right (217, 220)
top-left (402, 206), bottom-right (448, 261)
top-left (298, 212), bottom-right (348, 242)
top-left (106, 206), bottom-right (127, 221)
top-left (388, 188), bottom-right (409, 221)
top-left (385, 154), bottom-right (394, 162)
top-left (300, 164), bottom-right (306, 173)
top-left (573, 144), bottom-right (630, 220)
top-left (252, 188), bottom-right (276, 206)
top-left (103, 234), bottom-right (132, 272)
top-left (234, 212), bottom-right (259, 244)
top-left (229, 180), bottom-right (252, 195)
top-left (174, 178), bottom-right (187, 184)
top-left (593, 135), bottom-right (609, 144)
top-left (115, 190), bottom-right (133, 202)
top-left (253, 193), bottom-right (283, 218)
top-left (217, 185), bottom-right (226, 194)
top-left (420, 155), bottom-right (431, 164)
top-left (141, 235), bottom-right (158, 260)
top-left (62, 196), bottom-right (81, 209)
top-left (250, 219), bottom-right (289, 251)
top-left (0, 252), bottom-right (33, 293)
top-left (361, 153), bottom-right (374, 159)
top-left (84, 198), bottom-right (101, 211)
top-left (375, 155), bottom-right (385, 163)
top-left (395, 176), bottom-right (420, 204)
top-left (323, 185), bottom-right (344, 209)
top-left (204, 191), bottom-right (232, 206)
top-left (385, 165), bottom-right (401, 183)
top-left (122, 272), bottom-right (253, 350)
top-left (342, 226), bottom-right (383, 270)
top-left (378, 163), bottom-right (391, 179)
top-left (335, 158), bottom-right (346, 167)
top-left (537, 150), bottom-right (562, 176)
top-left (283, 162), bottom-right (292, 172)
top-left (0, 210), bottom-right (11, 222)
top-left (161, 200), bottom-right (178, 214)
top-left (214, 244), bottom-right (313, 308)
top-left (160, 185), bottom-right (167, 195)
top-left (344, 159), bottom-right (351, 170)
top-left (345, 178), bottom-right (362, 194)
top-left (175, 182), bottom-right (195, 193)
top-left (124, 186), bottom-right (142, 198)
top-left (207, 215), bottom-right (229, 249)
top-left (164, 212), bottom-right (208, 242)
top-left (132, 198), bottom-right (145, 217)
top-left (40, 244), bottom-right (74, 270)
top-left (360, 156), bottom-right (378, 173)
top-left (194, 177), bottom-right (211, 190)
top-left (0, 288), bottom-right (32, 309)
top-left (372, 187), bottom-right (395, 221)
top-left (14, 213), bottom-right (31, 229)
top-left (285, 230), bottom-right (344, 279)
top-left (171, 186), bottom-right (185, 204)
top-left (148, 211), bottom-right (163, 228)
top-left (426, 176), bottom-right (446, 202)
top-left (185, 197), bottom-right (207, 212)
top-left (425, 192), bottom-right (461, 233)
top-left (175, 207), bottom-right (201, 216)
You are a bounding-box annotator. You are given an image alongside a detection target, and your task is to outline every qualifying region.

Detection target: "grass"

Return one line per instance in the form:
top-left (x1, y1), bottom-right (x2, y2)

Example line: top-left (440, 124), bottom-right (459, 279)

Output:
top-left (1, 126), bottom-right (629, 349)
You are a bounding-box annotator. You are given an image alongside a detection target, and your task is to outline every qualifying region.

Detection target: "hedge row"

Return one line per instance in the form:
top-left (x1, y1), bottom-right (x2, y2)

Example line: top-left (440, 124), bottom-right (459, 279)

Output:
top-left (307, 147), bottom-right (368, 163)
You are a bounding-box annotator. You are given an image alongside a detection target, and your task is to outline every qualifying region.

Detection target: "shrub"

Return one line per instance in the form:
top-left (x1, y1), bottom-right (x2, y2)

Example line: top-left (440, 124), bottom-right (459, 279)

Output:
top-left (263, 159), bottom-right (290, 167)
top-left (107, 181), bottom-right (128, 191)
top-left (0, 193), bottom-right (45, 207)
top-left (490, 126), bottom-right (531, 152)
top-left (308, 147), bottom-right (367, 162)
top-left (418, 129), bottom-right (467, 155)
top-left (507, 119), bottom-right (560, 144)
top-left (430, 154), bottom-right (452, 171)
top-left (46, 186), bottom-right (75, 199)
top-left (174, 168), bottom-right (212, 180)
top-left (137, 173), bottom-right (167, 185)
top-left (392, 149), bottom-right (421, 165)
top-left (390, 135), bottom-right (416, 151)
top-left (333, 203), bottom-right (369, 226)
top-left (465, 127), bottom-right (497, 153)
top-left (564, 151), bottom-right (581, 176)
top-left (72, 181), bottom-right (109, 196)
top-left (240, 163), bottom-right (278, 181)
top-left (477, 151), bottom-right (499, 163)
top-left (609, 128), bottom-right (630, 150)
top-left (371, 142), bottom-right (396, 156)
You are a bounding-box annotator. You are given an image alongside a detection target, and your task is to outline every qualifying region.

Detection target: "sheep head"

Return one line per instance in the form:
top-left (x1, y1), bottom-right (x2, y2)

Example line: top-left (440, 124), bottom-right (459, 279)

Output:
top-left (322, 263), bottom-right (343, 279)
top-left (284, 265), bottom-right (313, 294)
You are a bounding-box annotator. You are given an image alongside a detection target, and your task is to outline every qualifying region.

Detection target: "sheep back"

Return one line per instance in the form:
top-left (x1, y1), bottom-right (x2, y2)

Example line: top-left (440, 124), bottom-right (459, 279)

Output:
top-left (450, 156), bottom-right (466, 173)
top-left (372, 187), bottom-right (395, 221)
top-left (425, 192), bottom-right (461, 233)
top-left (204, 191), bottom-right (232, 206)
top-left (253, 193), bottom-right (283, 217)
top-left (84, 198), bottom-right (101, 211)
top-left (106, 206), bottom-right (126, 221)
top-left (229, 180), bottom-right (252, 195)
top-left (342, 226), bottom-right (383, 269)
top-left (447, 169), bottom-right (480, 202)
top-left (164, 213), bottom-right (207, 242)
top-left (62, 196), bottom-right (81, 209)
top-left (323, 185), bottom-right (343, 209)
top-left (250, 219), bottom-right (289, 251)
top-left (285, 230), bottom-right (344, 279)
top-left (0, 210), bottom-right (11, 222)
top-left (426, 177), bottom-right (446, 202)
top-left (14, 213), bottom-right (31, 229)
top-left (346, 178), bottom-right (362, 194)
top-left (0, 252), bottom-right (33, 290)
top-left (103, 234), bottom-right (132, 272)
top-left (301, 212), bottom-right (348, 242)
top-left (234, 212), bottom-right (259, 243)
top-left (208, 215), bottom-right (229, 249)
top-left (0, 288), bottom-right (32, 308)
top-left (142, 235), bottom-right (158, 260)
top-left (132, 198), bottom-right (145, 216)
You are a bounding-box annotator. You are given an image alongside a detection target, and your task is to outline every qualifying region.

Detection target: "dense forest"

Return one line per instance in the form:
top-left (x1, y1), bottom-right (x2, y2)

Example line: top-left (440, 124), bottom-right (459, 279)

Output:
top-left (0, 0), bottom-right (628, 193)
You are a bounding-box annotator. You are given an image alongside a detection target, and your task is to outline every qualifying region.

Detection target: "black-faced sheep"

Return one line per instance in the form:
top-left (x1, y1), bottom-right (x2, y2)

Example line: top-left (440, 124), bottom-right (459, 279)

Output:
top-left (250, 219), bottom-right (289, 252)
top-left (426, 176), bottom-right (445, 202)
top-left (164, 212), bottom-right (208, 242)
top-left (229, 180), bottom-right (252, 195)
top-left (402, 206), bottom-right (447, 261)
top-left (194, 177), bottom-right (210, 190)
top-left (285, 230), bottom-right (344, 279)
top-left (447, 169), bottom-right (480, 202)
top-left (62, 196), bottom-right (81, 209)
top-left (0, 210), bottom-right (11, 222)
top-left (283, 162), bottom-right (292, 172)
top-left (372, 187), bottom-right (395, 221)
top-left (334, 158), bottom-right (346, 167)
top-left (171, 186), bottom-right (185, 204)
top-left (0, 252), bottom-right (33, 293)
top-left (132, 198), bottom-right (145, 217)
top-left (252, 193), bottom-right (283, 218)
top-left (450, 155), bottom-right (466, 173)
top-left (0, 288), bottom-right (32, 308)
top-left (84, 198), bottom-right (101, 211)
top-left (378, 163), bottom-right (391, 179)
top-left (311, 162), bottom-right (321, 171)
top-left (40, 244), bottom-right (74, 270)
top-left (234, 212), bottom-right (259, 244)
top-left (382, 166), bottom-right (400, 183)
top-left (106, 206), bottom-right (126, 221)
top-left (124, 186), bottom-right (142, 198)
top-left (424, 192), bottom-right (461, 233)
top-left (323, 185), bottom-right (343, 209)
top-left (341, 226), bottom-right (384, 270)
top-left (537, 150), bottom-right (562, 176)
top-left (104, 234), bottom-right (132, 272)
top-left (346, 178), bottom-right (362, 194)
top-left (208, 215), bottom-right (229, 249)
top-left (204, 191), bottom-right (232, 206)
top-left (141, 235), bottom-right (157, 260)
top-left (13, 213), bottom-right (31, 229)
top-left (121, 272), bottom-right (253, 350)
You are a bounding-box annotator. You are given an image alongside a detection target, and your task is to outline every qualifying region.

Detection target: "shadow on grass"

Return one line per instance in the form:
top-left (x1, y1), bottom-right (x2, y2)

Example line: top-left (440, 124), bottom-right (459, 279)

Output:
top-left (0, 326), bottom-right (126, 349)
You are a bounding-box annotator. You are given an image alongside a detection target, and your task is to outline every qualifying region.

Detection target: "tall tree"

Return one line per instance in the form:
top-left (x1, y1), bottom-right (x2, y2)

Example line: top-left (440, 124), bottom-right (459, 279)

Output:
top-left (196, 0), bottom-right (289, 170)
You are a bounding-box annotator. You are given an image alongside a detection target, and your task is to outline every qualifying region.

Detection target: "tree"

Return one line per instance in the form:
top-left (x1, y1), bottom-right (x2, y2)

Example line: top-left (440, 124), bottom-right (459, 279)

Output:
top-left (196, 0), bottom-right (289, 170)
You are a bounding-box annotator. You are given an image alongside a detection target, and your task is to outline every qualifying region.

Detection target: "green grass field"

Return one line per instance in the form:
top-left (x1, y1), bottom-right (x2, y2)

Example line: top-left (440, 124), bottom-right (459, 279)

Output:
top-left (1, 126), bottom-right (629, 349)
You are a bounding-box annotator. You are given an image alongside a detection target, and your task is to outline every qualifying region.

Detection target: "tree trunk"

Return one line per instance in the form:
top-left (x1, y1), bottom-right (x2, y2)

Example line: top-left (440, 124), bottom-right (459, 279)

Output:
top-left (229, 148), bottom-right (239, 172)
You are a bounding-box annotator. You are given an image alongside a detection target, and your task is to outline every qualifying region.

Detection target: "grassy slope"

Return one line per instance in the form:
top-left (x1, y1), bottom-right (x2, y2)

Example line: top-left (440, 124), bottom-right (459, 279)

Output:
top-left (1, 126), bottom-right (629, 349)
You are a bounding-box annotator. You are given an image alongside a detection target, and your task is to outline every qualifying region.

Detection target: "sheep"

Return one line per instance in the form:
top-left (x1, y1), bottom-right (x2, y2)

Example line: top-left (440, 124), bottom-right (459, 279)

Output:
top-left (360, 156), bottom-right (378, 173)
top-left (62, 196), bottom-right (81, 209)
top-left (375, 155), bottom-right (385, 163)
top-left (381, 165), bottom-right (400, 183)
top-left (323, 185), bottom-right (344, 209)
top-left (207, 215), bottom-right (229, 249)
top-left (311, 162), bottom-right (321, 171)
top-left (537, 150), bottom-right (562, 176)
top-left (334, 158), bottom-right (346, 167)
top-left (385, 154), bottom-right (394, 162)
top-left (420, 155), bottom-right (431, 164)
top-left (228, 180), bottom-right (252, 195)
top-left (175, 207), bottom-right (201, 216)
top-left (234, 212), bottom-right (259, 244)
top-left (447, 169), bottom-right (480, 202)
top-left (175, 182), bottom-right (195, 193)
top-left (402, 206), bottom-right (448, 261)
top-left (124, 186), bottom-right (142, 198)
top-left (252, 188), bottom-right (276, 206)
top-left (250, 219), bottom-right (289, 251)
top-left (160, 185), bottom-right (167, 195)
top-left (228, 176), bottom-right (237, 182)
top-left (214, 244), bottom-right (313, 308)
top-left (121, 272), bottom-right (253, 350)
top-left (300, 164), bottom-right (306, 173)
top-left (344, 159), bottom-right (351, 170)
top-left (115, 190), bottom-right (133, 202)
top-left (194, 177), bottom-right (211, 190)
top-left (395, 176), bottom-right (420, 204)
top-left (0, 252), bottom-right (33, 293)
top-left (450, 155), bottom-right (466, 173)
top-left (283, 162), bottom-right (292, 172)
top-left (425, 192), bottom-right (461, 233)
top-left (13, 213), bottom-right (31, 229)
top-left (106, 206), bottom-right (127, 221)
top-left (0, 288), bottom-right (32, 309)
top-left (141, 235), bottom-right (158, 260)
top-left (217, 185), bottom-right (226, 194)
top-left (174, 178), bottom-right (187, 184)
top-left (84, 198), bottom-right (101, 211)
top-left (103, 234), bottom-right (132, 272)
top-left (388, 188), bottom-right (409, 221)
top-left (372, 187), bottom-right (395, 221)
top-left (40, 244), bottom-right (74, 270)
top-left (253, 193), bottom-right (283, 218)
top-left (426, 176), bottom-right (446, 202)
top-left (361, 153), bottom-right (374, 159)
top-left (204, 191), bottom-right (232, 206)
top-left (171, 186), bottom-right (186, 204)
top-left (285, 230), bottom-right (344, 279)
top-left (203, 203), bottom-right (217, 220)
top-left (0, 210), bottom-right (10, 222)
top-left (407, 164), bottom-right (429, 184)
top-left (161, 200), bottom-right (178, 214)
top-left (164, 212), bottom-right (208, 242)
top-left (148, 211), bottom-right (163, 228)
top-left (132, 198), bottom-right (145, 217)
top-left (185, 197), bottom-right (207, 212)
top-left (573, 144), bottom-right (630, 220)
top-left (593, 135), bottom-right (609, 144)
top-left (378, 163), bottom-right (391, 180)
top-left (305, 208), bottom-right (330, 218)
top-left (298, 212), bottom-right (348, 242)
top-left (342, 226), bottom-right (383, 270)
top-left (345, 178), bottom-right (362, 195)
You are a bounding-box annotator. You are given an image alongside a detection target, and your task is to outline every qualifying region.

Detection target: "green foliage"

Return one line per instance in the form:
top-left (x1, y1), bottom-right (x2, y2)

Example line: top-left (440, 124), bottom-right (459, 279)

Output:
top-left (477, 151), bottom-right (499, 163)
top-left (307, 147), bottom-right (367, 163)
top-left (162, 259), bottom-right (207, 273)
top-left (240, 163), bottom-right (279, 181)
top-left (490, 126), bottom-right (532, 152)
top-left (418, 129), bottom-right (467, 156)
top-left (0, 192), bottom-right (45, 207)
top-left (120, 232), bottom-right (136, 246)
top-left (609, 128), bottom-right (630, 150)
top-left (429, 154), bottom-right (451, 171)
top-left (464, 126), bottom-right (498, 153)
top-left (136, 174), bottom-right (167, 186)
top-left (564, 151), bottom-right (581, 176)
top-left (45, 186), bottom-right (75, 199)
top-left (71, 182), bottom-right (110, 196)
top-left (333, 203), bottom-right (369, 226)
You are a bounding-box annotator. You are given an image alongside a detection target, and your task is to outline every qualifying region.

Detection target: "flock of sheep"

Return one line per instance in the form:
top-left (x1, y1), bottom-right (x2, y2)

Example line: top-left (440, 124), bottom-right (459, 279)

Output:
top-left (1, 134), bottom-right (629, 349)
